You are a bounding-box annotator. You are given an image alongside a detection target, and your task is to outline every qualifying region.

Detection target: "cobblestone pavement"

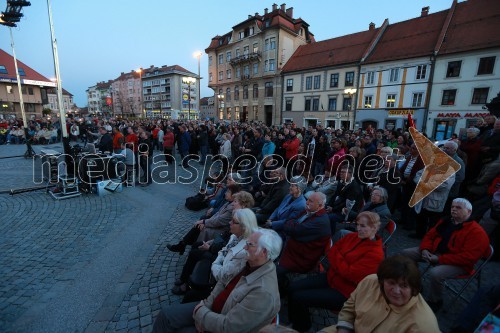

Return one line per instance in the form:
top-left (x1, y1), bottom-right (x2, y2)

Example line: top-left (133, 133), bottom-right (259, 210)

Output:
top-left (0, 143), bottom-right (498, 333)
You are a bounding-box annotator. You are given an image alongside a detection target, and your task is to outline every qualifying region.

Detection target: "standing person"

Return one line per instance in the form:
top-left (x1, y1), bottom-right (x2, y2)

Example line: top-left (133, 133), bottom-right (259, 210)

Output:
top-left (138, 131), bottom-right (153, 186)
top-left (157, 125), bottom-right (164, 152)
top-left (162, 126), bottom-right (175, 164)
top-left (198, 125), bottom-right (209, 164)
top-left (126, 126), bottom-right (140, 176)
top-left (178, 125), bottom-right (191, 168)
top-left (151, 125), bottom-right (160, 151)
top-left (96, 127), bottom-right (113, 153)
top-left (112, 126), bottom-right (124, 154)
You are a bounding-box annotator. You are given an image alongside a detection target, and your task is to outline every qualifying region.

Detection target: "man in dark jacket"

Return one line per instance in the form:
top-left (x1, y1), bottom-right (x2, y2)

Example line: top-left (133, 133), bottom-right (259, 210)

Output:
top-left (177, 125), bottom-right (192, 167)
top-left (96, 126), bottom-right (113, 153)
top-left (254, 167), bottom-right (290, 225)
top-left (138, 131), bottom-right (153, 186)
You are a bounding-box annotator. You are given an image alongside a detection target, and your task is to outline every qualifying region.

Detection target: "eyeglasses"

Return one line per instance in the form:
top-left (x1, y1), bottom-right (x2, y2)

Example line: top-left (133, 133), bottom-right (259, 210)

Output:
top-left (245, 241), bottom-right (257, 247)
top-left (230, 219), bottom-right (240, 224)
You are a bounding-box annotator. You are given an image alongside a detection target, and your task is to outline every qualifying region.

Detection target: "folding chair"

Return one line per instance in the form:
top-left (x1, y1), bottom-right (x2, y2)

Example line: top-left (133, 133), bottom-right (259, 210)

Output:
top-left (382, 220), bottom-right (397, 257)
top-left (443, 244), bottom-right (494, 306)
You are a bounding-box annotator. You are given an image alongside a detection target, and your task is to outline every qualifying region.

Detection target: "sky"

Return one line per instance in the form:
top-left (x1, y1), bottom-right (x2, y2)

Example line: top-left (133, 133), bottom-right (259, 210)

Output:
top-left (0, 0), bottom-right (456, 107)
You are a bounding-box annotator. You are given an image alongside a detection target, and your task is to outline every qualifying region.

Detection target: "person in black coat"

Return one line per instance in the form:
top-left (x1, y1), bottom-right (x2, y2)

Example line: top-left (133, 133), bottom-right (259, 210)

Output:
top-left (138, 131), bottom-right (153, 186)
top-left (96, 126), bottom-right (113, 153)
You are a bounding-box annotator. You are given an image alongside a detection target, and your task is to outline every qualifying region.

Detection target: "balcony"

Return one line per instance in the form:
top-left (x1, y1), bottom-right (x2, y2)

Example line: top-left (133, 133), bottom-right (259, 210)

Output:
top-left (230, 52), bottom-right (261, 66)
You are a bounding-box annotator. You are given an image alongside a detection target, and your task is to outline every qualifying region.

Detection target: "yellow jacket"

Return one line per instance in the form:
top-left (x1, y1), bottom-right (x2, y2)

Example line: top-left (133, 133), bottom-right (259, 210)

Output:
top-left (319, 274), bottom-right (440, 333)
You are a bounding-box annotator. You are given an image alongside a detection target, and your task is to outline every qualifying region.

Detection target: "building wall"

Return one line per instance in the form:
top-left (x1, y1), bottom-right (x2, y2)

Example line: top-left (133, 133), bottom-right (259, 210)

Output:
top-left (0, 82), bottom-right (44, 120)
top-left (427, 49), bottom-right (500, 139)
top-left (282, 65), bottom-right (358, 129)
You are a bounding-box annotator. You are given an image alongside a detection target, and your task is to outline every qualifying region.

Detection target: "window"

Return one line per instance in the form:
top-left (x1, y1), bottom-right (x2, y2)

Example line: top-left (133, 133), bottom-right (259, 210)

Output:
top-left (477, 56), bottom-right (496, 75)
top-left (441, 89), bottom-right (457, 105)
top-left (209, 73), bottom-right (213, 82)
top-left (243, 46), bottom-right (249, 55)
top-left (18, 68), bottom-right (26, 76)
top-left (253, 84), bottom-right (258, 98)
top-left (218, 54), bottom-right (223, 64)
top-left (0, 65), bottom-right (7, 74)
top-left (265, 82), bottom-right (273, 97)
top-left (305, 98), bottom-right (311, 111)
top-left (364, 95), bottom-right (373, 108)
top-left (286, 79), bottom-right (293, 92)
top-left (270, 37), bottom-right (276, 50)
top-left (249, 63), bottom-right (256, 76)
top-left (226, 88), bottom-right (231, 101)
top-left (235, 48), bottom-right (240, 57)
top-left (28, 87), bottom-right (34, 95)
top-left (285, 98), bottom-right (292, 111)
top-left (389, 68), bottom-right (399, 82)
top-left (446, 61), bottom-right (462, 77)
top-left (226, 52), bottom-right (231, 62)
top-left (313, 75), bottom-right (321, 89)
top-left (366, 71), bottom-right (375, 85)
top-left (243, 85), bottom-right (248, 99)
top-left (312, 98), bottom-right (319, 111)
top-left (386, 94), bottom-right (396, 108)
top-left (343, 97), bottom-right (352, 110)
top-left (243, 65), bottom-right (249, 76)
top-left (416, 65), bottom-right (427, 80)
top-left (236, 68), bottom-right (241, 78)
top-left (330, 73), bottom-right (339, 87)
top-left (219, 71), bottom-right (223, 80)
top-left (227, 69), bottom-right (231, 79)
top-left (328, 98), bottom-right (337, 111)
top-left (305, 76), bottom-right (312, 90)
top-left (412, 93), bottom-right (424, 107)
top-left (345, 72), bottom-right (354, 86)
top-left (253, 43), bottom-right (258, 53)
top-left (208, 56), bottom-right (213, 66)
top-left (471, 88), bottom-right (489, 104)
top-left (269, 59), bottom-right (275, 71)
top-left (264, 60), bottom-right (269, 72)
top-left (234, 86), bottom-right (239, 100)
top-left (265, 39), bottom-right (269, 51)
top-left (6, 85), bottom-right (13, 94)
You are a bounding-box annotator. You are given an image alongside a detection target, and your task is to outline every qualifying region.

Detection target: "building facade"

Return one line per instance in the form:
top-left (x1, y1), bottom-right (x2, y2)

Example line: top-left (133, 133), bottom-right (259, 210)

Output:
top-left (0, 48), bottom-right (57, 120)
top-left (111, 70), bottom-right (142, 118)
top-left (281, 24), bottom-right (384, 129)
top-left (140, 65), bottom-right (199, 119)
top-left (86, 81), bottom-right (113, 117)
top-left (199, 96), bottom-right (215, 120)
top-left (206, 3), bottom-right (313, 125)
top-left (426, 0), bottom-right (500, 139)
top-left (44, 88), bottom-right (74, 117)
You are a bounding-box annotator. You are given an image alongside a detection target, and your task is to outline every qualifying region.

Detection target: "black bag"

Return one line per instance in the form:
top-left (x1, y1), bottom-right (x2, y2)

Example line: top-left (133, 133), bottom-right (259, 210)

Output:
top-left (185, 193), bottom-right (208, 211)
top-left (189, 258), bottom-right (215, 290)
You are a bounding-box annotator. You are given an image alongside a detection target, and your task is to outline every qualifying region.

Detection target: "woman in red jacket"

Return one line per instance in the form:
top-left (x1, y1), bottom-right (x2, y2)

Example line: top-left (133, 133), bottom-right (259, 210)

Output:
top-left (287, 211), bottom-right (385, 332)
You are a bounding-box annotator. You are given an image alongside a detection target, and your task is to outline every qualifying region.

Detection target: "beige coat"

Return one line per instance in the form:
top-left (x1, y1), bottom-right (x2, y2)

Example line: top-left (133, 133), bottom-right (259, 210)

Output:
top-left (319, 274), bottom-right (440, 333)
top-left (194, 260), bottom-right (280, 333)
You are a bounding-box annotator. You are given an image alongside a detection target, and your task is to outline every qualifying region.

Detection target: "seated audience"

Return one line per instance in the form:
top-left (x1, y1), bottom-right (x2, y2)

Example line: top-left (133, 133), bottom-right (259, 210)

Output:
top-left (152, 229), bottom-right (283, 333)
top-left (319, 255), bottom-right (440, 333)
top-left (287, 211), bottom-right (384, 332)
top-left (401, 198), bottom-right (490, 312)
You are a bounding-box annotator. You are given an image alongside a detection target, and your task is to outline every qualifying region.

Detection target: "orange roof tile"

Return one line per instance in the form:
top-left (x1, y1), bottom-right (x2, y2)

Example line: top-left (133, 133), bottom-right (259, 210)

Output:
top-left (0, 48), bottom-right (52, 83)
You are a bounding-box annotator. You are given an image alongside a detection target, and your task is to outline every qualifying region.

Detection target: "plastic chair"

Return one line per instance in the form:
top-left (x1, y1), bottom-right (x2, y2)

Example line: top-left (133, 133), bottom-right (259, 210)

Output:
top-left (444, 244), bottom-right (494, 306)
top-left (382, 220), bottom-right (397, 257)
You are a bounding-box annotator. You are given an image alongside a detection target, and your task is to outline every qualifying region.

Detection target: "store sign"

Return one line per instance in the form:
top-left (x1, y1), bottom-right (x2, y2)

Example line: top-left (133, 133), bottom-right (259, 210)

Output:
top-left (23, 79), bottom-right (57, 87)
top-left (388, 109), bottom-right (414, 116)
top-left (436, 112), bottom-right (490, 118)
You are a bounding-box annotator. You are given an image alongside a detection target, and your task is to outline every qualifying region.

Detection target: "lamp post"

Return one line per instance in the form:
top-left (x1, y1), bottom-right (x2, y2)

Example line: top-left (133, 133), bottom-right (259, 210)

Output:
top-left (182, 77), bottom-right (196, 121)
top-left (344, 88), bottom-right (357, 130)
top-left (217, 93), bottom-right (224, 120)
top-left (135, 68), bottom-right (144, 118)
top-left (193, 51), bottom-right (202, 119)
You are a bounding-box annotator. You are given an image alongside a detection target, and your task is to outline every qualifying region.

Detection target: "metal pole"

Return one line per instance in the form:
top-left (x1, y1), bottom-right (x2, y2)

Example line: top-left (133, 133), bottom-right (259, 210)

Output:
top-left (188, 82), bottom-right (191, 121)
top-left (47, 0), bottom-right (67, 138)
top-left (9, 28), bottom-right (27, 130)
top-left (197, 57), bottom-right (201, 120)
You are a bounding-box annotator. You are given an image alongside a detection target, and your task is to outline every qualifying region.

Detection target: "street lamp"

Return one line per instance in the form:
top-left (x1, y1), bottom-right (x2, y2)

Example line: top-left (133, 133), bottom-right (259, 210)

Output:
top-left (344, 88), bottom-right (357, 130)
top-left (135, 68), bottom-right (144, 118)
top-left (217, 93), bottom-right (224, 120)
top-left (182, 77), bottom-right (196, 121)
top-left (193, 51), bottom-right (202, 119)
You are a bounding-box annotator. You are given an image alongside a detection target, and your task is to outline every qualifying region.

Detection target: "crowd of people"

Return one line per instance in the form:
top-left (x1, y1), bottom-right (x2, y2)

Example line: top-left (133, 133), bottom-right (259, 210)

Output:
top-left (2, 113), bottom-right (499, 332)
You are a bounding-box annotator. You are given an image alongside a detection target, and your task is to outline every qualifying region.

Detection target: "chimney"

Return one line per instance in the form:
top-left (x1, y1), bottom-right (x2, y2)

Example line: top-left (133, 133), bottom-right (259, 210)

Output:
top-left (255, 12), bottom-right (259, 16)
top-left (264, 7), bottom-right (268, 14)
top-left (248, 15), bottom-right (252, 19)
top-left (286, 7), bottom-right (293, 17)
top-left (280, 3), bottom-right (286, 11)
top-left (272, 3), bottom-right (278, 11)
top-left (421, 6), bottom-right (429, 17)
top-left (369, 22), bottom-right (375, 30)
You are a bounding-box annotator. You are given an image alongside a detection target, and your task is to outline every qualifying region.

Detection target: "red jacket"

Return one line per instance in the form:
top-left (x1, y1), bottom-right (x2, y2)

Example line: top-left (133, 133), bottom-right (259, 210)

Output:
top-left (163, 132), bottom-right (175, 149)
top-left (126, 133), bottom-right (139, 152)
top-left (282, 137), bottom-right (300, 160)
top-left (419, 218), bottom-right (490, 274)
top-left (327, 232), bottom-right (384, 298)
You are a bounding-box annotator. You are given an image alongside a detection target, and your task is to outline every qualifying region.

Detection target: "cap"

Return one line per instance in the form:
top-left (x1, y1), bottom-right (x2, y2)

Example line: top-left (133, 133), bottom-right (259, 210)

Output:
top-left (290, 176), bottom-right (307, 192)
top-left (326, 127), bottom-right (332, 130)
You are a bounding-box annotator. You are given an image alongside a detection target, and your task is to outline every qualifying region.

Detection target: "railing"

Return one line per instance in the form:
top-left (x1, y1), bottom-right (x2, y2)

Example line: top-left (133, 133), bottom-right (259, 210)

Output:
top-left (230, 52), bottom-right (261, 66)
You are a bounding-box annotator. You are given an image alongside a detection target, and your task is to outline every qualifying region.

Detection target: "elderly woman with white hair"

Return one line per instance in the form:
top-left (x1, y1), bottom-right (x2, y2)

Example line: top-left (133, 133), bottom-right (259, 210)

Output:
top-left (153, 228), bottom-right (283, 333)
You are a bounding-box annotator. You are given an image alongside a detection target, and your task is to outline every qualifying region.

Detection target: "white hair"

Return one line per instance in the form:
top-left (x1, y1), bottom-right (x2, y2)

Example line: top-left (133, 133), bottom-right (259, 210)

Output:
top-left (255, 228), bottom-right (283, 261)
top-left (452, 198), bottom-right (473, 211)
